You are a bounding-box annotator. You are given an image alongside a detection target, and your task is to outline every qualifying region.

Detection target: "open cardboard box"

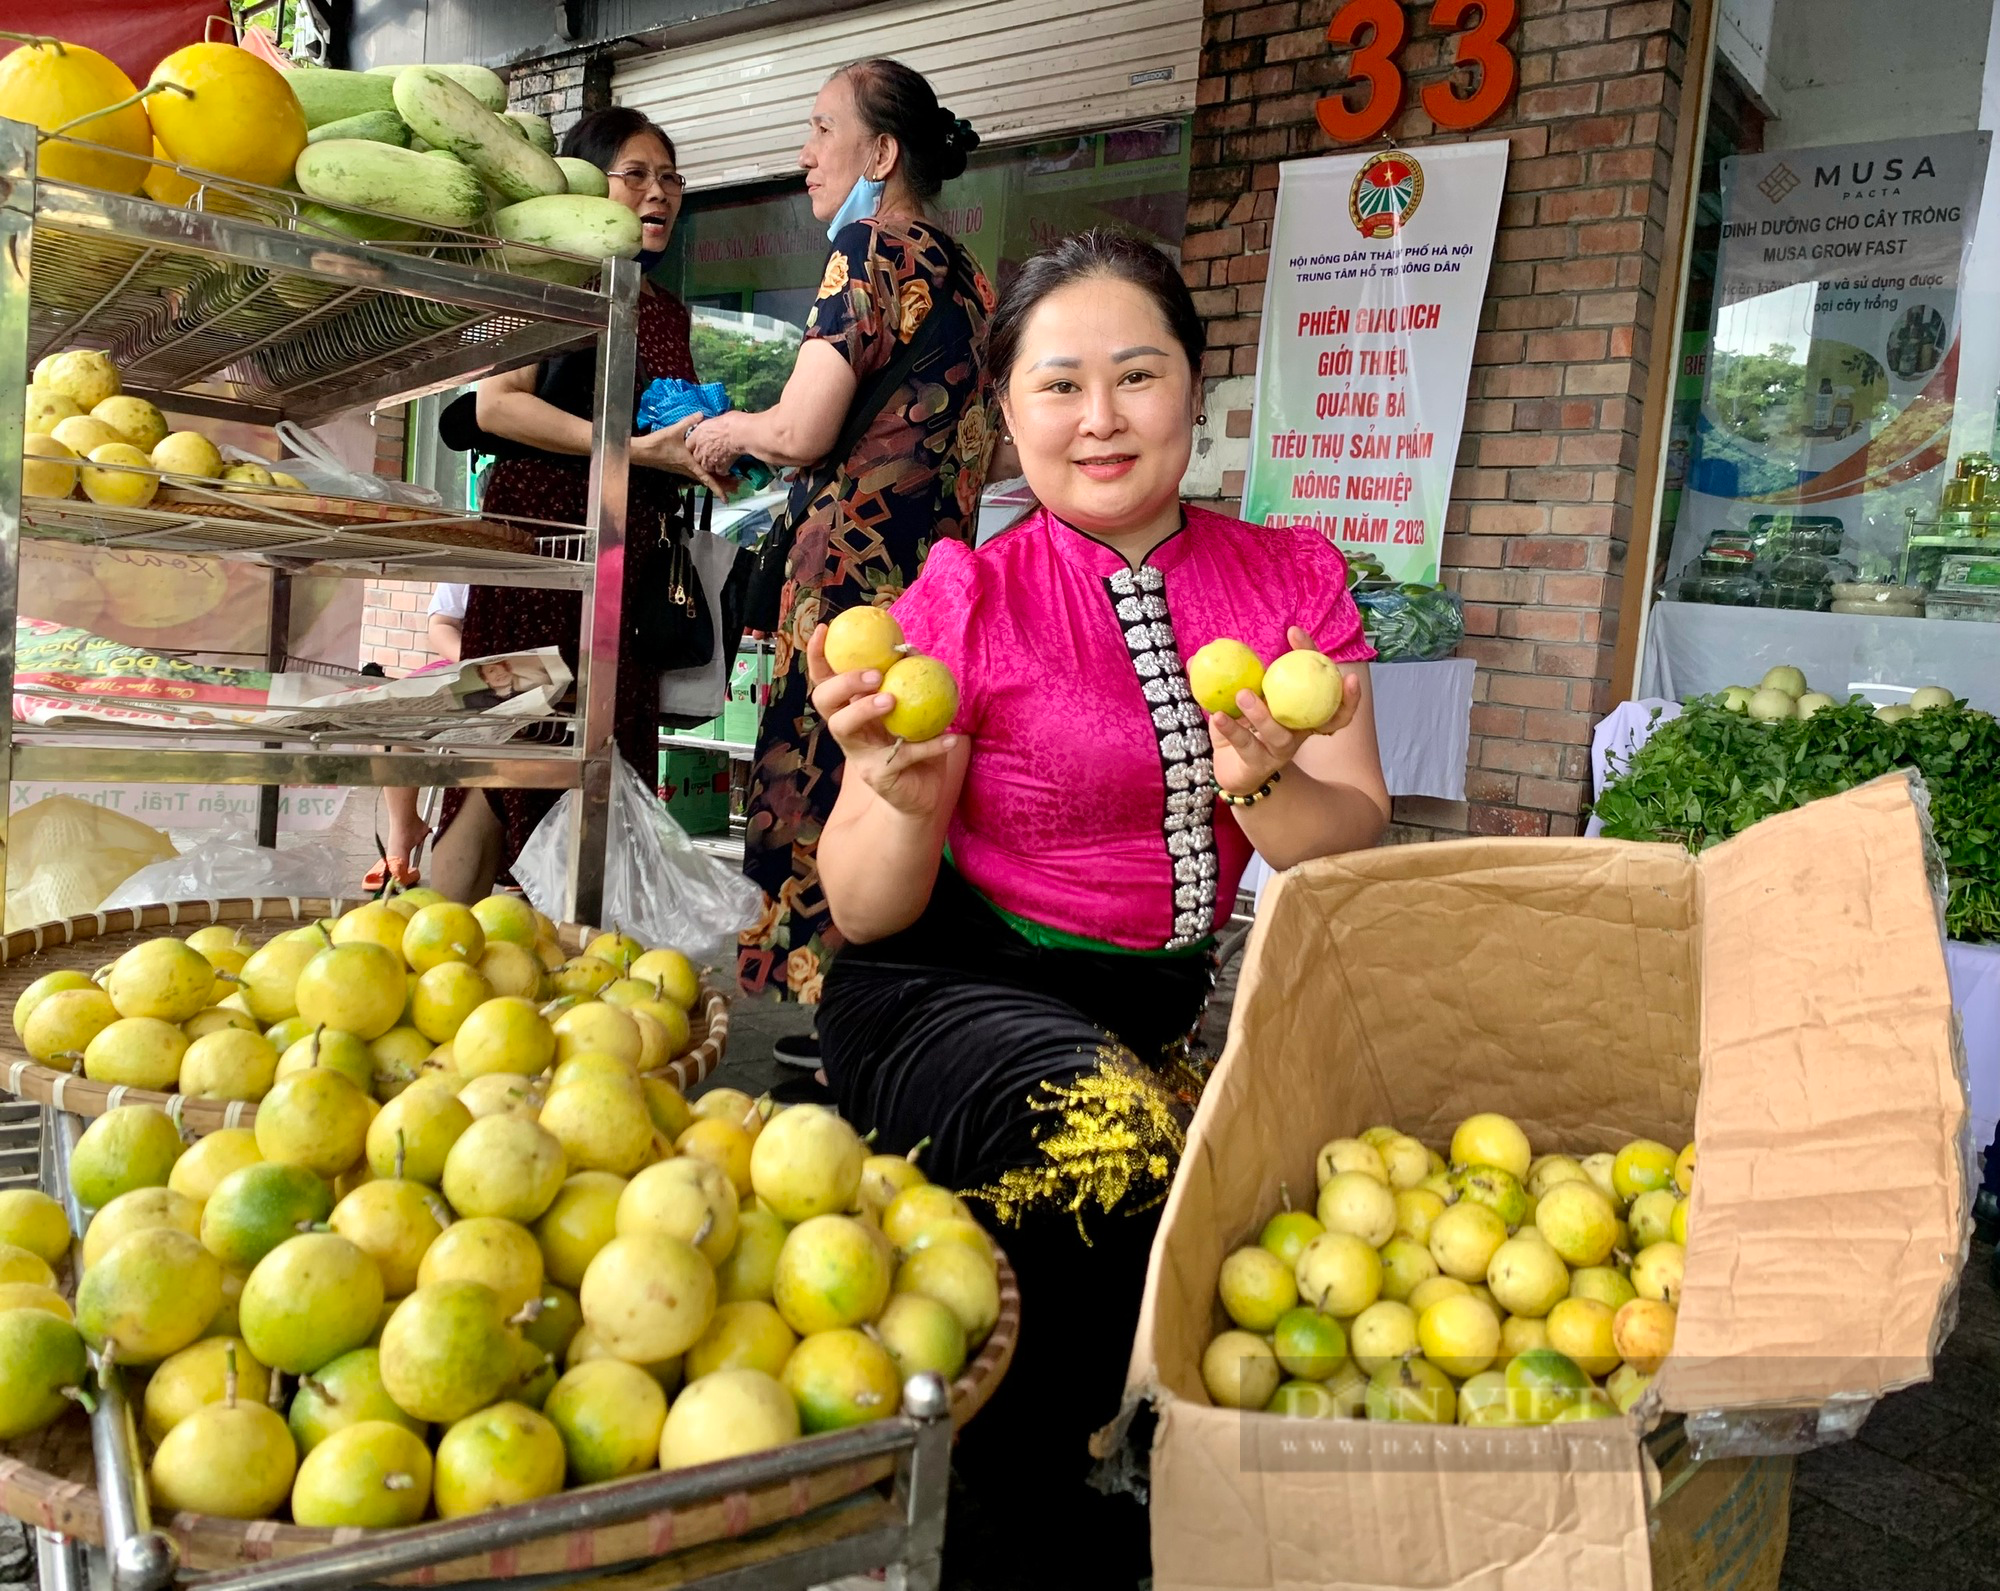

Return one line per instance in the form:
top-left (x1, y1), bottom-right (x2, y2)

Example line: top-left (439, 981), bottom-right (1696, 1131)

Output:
top-left (1123, 775), bottom-right (1967, 1591)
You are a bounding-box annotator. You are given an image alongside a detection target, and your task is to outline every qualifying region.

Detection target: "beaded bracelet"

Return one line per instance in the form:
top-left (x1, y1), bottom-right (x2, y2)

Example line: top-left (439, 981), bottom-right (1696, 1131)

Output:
top-left (1219, 771), bottom-right (1282, 808)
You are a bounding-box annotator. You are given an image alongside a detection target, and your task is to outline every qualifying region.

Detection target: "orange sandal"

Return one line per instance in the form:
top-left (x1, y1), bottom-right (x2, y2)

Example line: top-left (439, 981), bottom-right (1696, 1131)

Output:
top-left (363, 856), bottom-right (422, 892)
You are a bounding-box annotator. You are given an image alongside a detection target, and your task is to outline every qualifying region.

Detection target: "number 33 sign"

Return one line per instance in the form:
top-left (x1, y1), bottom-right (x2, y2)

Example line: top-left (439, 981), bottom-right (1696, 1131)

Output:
top-left (1316, 0), bottom-right (1520, 144)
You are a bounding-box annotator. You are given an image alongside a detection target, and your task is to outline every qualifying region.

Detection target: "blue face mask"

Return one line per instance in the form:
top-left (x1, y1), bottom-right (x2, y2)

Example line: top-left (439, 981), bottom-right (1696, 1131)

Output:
top-left (826, 174), bottom-right (884, 241)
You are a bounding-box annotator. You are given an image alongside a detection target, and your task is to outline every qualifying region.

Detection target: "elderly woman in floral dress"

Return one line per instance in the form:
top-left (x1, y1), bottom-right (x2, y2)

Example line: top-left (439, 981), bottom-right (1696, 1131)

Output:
top-left (689, 58), bottom-right (995, 1018)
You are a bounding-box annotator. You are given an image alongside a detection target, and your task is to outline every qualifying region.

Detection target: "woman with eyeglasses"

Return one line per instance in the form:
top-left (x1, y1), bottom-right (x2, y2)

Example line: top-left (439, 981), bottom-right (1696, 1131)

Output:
top-left (687, 59), bottom-right (998, 1022)
top-left (427, 106), bottom-right (729, 904)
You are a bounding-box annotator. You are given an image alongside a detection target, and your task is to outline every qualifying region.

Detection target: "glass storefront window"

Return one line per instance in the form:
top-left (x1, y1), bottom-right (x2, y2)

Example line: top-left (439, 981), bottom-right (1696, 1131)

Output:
top-left (1639, 1), bottom-right (2000, 710)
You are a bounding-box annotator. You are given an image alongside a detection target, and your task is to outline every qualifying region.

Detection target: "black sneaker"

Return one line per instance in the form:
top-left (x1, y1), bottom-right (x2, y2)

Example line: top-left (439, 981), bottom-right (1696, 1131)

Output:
top-left (773, 1031), bottom-right (821, 1069)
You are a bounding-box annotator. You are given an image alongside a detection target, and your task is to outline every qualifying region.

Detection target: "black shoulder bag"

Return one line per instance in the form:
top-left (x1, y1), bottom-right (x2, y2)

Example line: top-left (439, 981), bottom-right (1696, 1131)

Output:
top-left (738, 239), bottom-right (979, 634)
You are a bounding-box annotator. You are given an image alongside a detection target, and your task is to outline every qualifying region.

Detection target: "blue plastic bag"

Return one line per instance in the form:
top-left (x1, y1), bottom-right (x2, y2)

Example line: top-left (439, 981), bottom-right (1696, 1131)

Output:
top-left (637, 378), bottom-right (774, 489)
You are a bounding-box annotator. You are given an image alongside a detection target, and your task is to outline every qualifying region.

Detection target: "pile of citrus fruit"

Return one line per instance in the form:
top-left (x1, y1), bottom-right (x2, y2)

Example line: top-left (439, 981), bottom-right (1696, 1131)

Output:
top-left (1202, 1112), bottom-right (1691, 1426)
top-left (0, 900), bottom-right (1002, 1526)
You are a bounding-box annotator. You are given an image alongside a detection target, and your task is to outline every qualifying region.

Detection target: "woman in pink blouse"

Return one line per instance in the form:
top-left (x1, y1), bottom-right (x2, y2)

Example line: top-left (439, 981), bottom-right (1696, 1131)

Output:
top-left (808, 231), bottom-right (1389, 1574)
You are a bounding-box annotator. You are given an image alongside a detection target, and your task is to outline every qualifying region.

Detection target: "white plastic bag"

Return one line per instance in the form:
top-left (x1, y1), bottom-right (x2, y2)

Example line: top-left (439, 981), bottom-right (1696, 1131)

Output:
top-left (220, 421), bottom-right (443, 507)
top-left (100, 831), bottom-right (350, 911)
top-left (513, 755), bottom-right (764, 970)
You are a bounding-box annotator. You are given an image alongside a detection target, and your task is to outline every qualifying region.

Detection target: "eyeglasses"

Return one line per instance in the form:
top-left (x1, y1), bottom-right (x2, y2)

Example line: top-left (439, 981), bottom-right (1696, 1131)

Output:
top-left (607, 166), bottom-right (688, 193)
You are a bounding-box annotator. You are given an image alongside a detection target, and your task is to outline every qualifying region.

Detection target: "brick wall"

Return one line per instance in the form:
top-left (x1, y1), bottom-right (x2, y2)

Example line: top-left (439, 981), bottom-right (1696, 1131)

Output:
top-left (505, 48), bottom-right (615, 137)
top-left (357, 407), bottom-right (441, 674)
top-left (1188, 0), bottom-right (1692, 838)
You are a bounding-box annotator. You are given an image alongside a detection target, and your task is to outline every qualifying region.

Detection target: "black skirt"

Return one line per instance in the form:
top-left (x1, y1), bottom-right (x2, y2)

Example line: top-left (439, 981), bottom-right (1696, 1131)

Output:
top-left (820, 866), bottom-right (1214, 1583)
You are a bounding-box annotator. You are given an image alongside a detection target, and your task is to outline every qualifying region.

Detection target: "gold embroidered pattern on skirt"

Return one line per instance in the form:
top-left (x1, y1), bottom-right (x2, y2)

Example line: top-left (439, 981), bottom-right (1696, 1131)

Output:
top-left (965, 1046), bottom-right (1196, 1239)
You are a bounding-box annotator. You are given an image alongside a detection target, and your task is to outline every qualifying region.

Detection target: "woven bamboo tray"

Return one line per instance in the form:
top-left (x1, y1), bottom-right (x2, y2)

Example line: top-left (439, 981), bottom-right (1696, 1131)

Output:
top-left (155, 487), bottom-right (538, 555)
top-left (0, 1254), bottom-right (1019, 1582)
top-left (0, 898), bottom-right (731, 1131)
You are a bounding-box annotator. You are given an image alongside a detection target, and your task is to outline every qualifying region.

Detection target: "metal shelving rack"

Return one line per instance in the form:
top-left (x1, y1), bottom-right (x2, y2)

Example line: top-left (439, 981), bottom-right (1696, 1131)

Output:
top-left (0, 119), bottom-right (638, 920)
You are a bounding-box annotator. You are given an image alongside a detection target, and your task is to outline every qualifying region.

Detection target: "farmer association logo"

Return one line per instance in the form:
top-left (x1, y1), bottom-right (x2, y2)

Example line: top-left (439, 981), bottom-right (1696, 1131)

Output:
top-left (1349, 151), bottom-right (1424, 240)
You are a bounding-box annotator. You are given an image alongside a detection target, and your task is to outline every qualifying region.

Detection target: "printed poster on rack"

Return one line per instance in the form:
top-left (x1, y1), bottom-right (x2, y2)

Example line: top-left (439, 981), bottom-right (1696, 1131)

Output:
top-left (1669, 131), bottom-right (1990, 583)
top-left (1241, 141), bottom-right (1508, 584)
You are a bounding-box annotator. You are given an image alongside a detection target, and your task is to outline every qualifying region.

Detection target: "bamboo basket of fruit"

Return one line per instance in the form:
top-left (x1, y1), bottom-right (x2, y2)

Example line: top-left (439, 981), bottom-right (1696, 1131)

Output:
top-left (0, 896), bottom-right (731, 1132)
top-left (0, 975), bottom-right (1016, 1579)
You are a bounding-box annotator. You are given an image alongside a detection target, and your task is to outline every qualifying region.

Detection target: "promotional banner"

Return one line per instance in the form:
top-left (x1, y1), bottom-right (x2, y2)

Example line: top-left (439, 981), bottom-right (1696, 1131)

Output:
top-left (1241, 142), bottom-right (1509, 584)
top-left (1669, 132), bottom-right (1991, 583)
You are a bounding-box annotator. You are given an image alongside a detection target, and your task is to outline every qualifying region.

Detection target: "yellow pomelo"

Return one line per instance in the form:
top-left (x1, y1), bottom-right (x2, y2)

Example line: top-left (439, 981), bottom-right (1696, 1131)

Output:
top-left (278, 1027), bottom-right (377, 1094)
top-left (630, 948), bottom-right (700, 1010)
top-left (879, 655), bottom-right (958, 741)
top-left (366, 1083), bottom-right (472, 1185)
top-left (150, 1396), bottom-right (296, 1519)
top-left (70, 1105), bottom-right (182, 1210)
top-left (476, 941), bottom-right (545, 1000)
top-left (0, 1190), bottom-right (72, 1267)
top-left (1451, 1114), bottom-right (1532, 1179)
top-left (471, 894), bottom-right (539, 946)
top-left (1186, 637), bottom-right (1265, 716)
top-left (1295, 1231), bottom-right (1381, 1318)
top-left (411, 961), bottom-right (492, 1043)
top-left (773, 1215), bottom-right (890, 1336)
top-left (141, 1335), bottom-right (270, 1444)
top-left (23, 387), bottom-right (82, 436)
top-left (715, 1204), bottom-right (789, 1304)
top-left (454, 996), bottom-right (555, 1078)
top-left (108, 937), bottom-right (217, 1023)
top-left (256, 1067), bottom-right (372, 1178)
top-left (874, 1291), bottom-right (966, 1383)
top-left (443, 1114), bottom-right (567, 1221)
top-left (332, 901), bottom-right (411, 956)
top-left (147, 43), bottom-right (307, 188)
top-left (79, 1015), bottom-right (184, 1089)
top-left (37, 350), bottom-right (121, 410)
top-left (23, 985), bottom-right (117, 1064)
top-left (822, 604), bottom-right (906, 676)
top-left (0, 1309), bottom-right (87, 1438)
top-left (1416, 1292), bottom-right (1501, 1379)
top-left (433, 1401), bottom-right (565, 1517)
top-left (539, 1077), bottom-right (653, 1176)
top-left (240, 1232), bottom-right (384, 1373)
top-left (1200, 1329), bottom-right (1280, 1410)
top-left (180, 1028), bottom-right (278, 1101)
top-left (292, 1419), bottom-right (433, 1528)
top-left (617, 1156), bottom-right (738, 1266)
top-left (92, 395), bottom-right (168, 451)
top-left (676, 1118), bottom-right (753, 1197)
top-left (295, 942), bottom-right (406, 1041)
top-left (578, 1233), bottom-right (715, 1362)
top-left (331, 1180), bottom-right (446, 1297)
top-left (418, 1216), bottom-right (544, 1318)
top-left (198, 1160), bottom-right (331, 1271)
top-left (534, 1172), bottom-right (627, 1290)
top-left (46, 412), bottom-right (121, 458)
top-left (1261, 648), bottom-right (1344, 730)
top-left (543, 1359), bottom-right (668, 1483)
top-left (237, 935), bottom-right (320, 1024)
top-left (82, 1187), bottom-right (200, 1271)
top-left (0, 43), bottom-right (150, 191)
top-left (12, 970), bottom-right (94, 1044)
top-left (77, 1227), bottom-right (221, 1363)
top-left (21, 433), bottom-right (78, 499)
top-left (661, 1366), bottom-right (799, 1464)
top-left (0, 1284), bottom-right (71, 1323)
top-left (80, 442), bottom-right (157, 508)
top-left (151, 429), bottom-right (224, 481)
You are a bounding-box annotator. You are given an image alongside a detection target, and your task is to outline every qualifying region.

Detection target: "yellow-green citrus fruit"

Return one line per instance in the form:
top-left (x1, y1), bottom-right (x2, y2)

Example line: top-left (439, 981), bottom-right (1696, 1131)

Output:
top-left (1260, 648), bottom-right (1344, 731)
top-left (822, 604), bottom-right (906, 677)
top-left (184, 1007), bottom-right (258, 1041)
top-left (1450, 1164), bottom-right (1532, 1228)
top-left (539, 1076), bottom-right (654, 1177)
top-left (535, 1171), bottom-right (628, 1290)
top-left (331, 1180), bottom-right (446, 1297)
top-left (331, 901), bottom-right (410, 956)
top-left (411, 961), bottom-right (493, 1044)
top-left (179, 1028), bottom-right (279, 1102)
top-left (0, 1190), bottom-right (73, 1267)
top-left (1486, 1234), bottom-right (1571, 1320)
top-left (893, 1243), bottom-right (999, 1348)
top-left (366, 1083), bottom-right (473, 1186)
top-left (774, 1215), bottom-right (891, 1335)
top-left (1533, 1180), bottom-right (1619, 1268)
top-left (106, 938), bottom-right (217, 1023)
top-left (1294, 1231), bottom-right (1382, 1318)
top-left (684, 1298), bottom-right (797, 1382)
top-left (0, 1246), bottom-right (54, 1290)
top-left (1271, 1306), bottom-right (1347, 1381)
top-left (873, 1291), bottom-right (965, 1383)
top-left (630, 948), bottom-right (700, 1010)
top-left (378, 1280), bottom-right (516, 1423)
top-left (1451, 1113), bottom-right (1532, 1180)
top-left (199, 1161), bottom-right (333, 1272)
top-left (1674, 1142), bottom-right (1697, 1194)
top-left (255, 1066), bottom-right (372, 1179)
top-left (1317, 1170), bottom-right (1398, 1247)
top-left (470, 894), bottom-right (539, 947)
top-left (1186, 637), bottom-right (1265, 716)
top-left (879, 655), bottom-right (958, 741)
top-left (0, 1284), bottom-right (72, 1322)
top-left (276, 1028), bottom-right (377, 1095)
top-left (1406, 1275), bottom-right (1471, 1316)
top-left (658, 1366), bottom-right (798, 1467)
top-left (1416, 1293), bottom-right (1502, 1379)
top-left (141, 1335), bottom-right (270, 1444)
top-left (476, 941), bottom-right (546, 1001)
top-left (543, 1359), bottom-right (668, 1483)
top-left (149, 1397), bottom-right (296, 1519)
top-left (1612, 1298), bottom-right (1677, 1374)
top-left (418, 1216), bottom-right (544, 1319)
top-left (432, 1402), bottom-right (564, 1518)
top-left (582, 932), bottom-right (645, 975)
top-left (0, 1309), bottom-right (87, 1438)
top-left (1569, 1266), bottom-right (1638, 1313)
top-left (1349, 1300), bottom-right (1419, 1375)
top-left (23, 986), bottom-right (118, 1064)
top-left (551, 955), bottom-right (619, 999)
top-left (453, 996), bottom-right (555, 1079)
top-left (240, 1232), bottom-right (384, 1374)
top-left (617, 1156), bottom-right (738, 1266)
top-left (402, 903), bottom-right (485, 975)
top-left (1628, 1189), bottom-right (1680, 1250)
top-left (579, 1233), bottom-right (715, 1362)
top-left (780, 1326), bottom-right (900, 1431)
top-left (1218, 1245), bottom-right (1298, 1332)
top-left (287, 1345), bottom-right (425, 1452)
top-left (1258, 1209), bottom-right (1324, 1270)
top-left (82, 1187), bottom-right (200, 1271)
top-left (291, 1419), bottom-right (433, 1528)
top-left (1630, 1241), bottom-right (1685, 1305)
top-left (1546, 1297), bottom-right (1620, 1377)
top-left (1200, 1329), bottom-right (1280, 1409)
top-left (551, 1001), bottom-right (642, 1068)
top-left (1315, 1137), bottom-right (1387, 1186)
top-left (715, 1204), bottom-right (789, 1305)
top-left (1612, 1139), bottom-right (1678, 1202)
top-left (1504, 1346), bottom-right (1590, 1424)
top-left (12, 969), bottom-right (94, 1044)
top-left (70, 1105), bottom-right (182, 1210)
top-left (1427, 1200), bottom-right (1509, 1284)
top-left (80, 1016), bottom-right (185, 1089)
top-left (295, 943), bottom-right (407, 1041)
top-left (563, 1323), bottom-right (682, 1394)
top-left (237, 936), bottom-right (321, 1024)
top-left (881, 1184), bottom-right (971, 1250)
top-left (77, 1227), bottom-right (221, 1364)
top-left (443, 1114), bottom-right (567, 1222)
top-left (750, 1104), bottom-right (865, 1223)
top-left (1363, 1356), bottom-right (1454, 1424)
top-left (1379, 1235), bottom-right (1440, 1302)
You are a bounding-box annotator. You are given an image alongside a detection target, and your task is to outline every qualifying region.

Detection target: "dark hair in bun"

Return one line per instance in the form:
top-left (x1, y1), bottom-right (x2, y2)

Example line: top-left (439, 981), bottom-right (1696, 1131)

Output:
top-left (987, 230), bottom-right (1206, 395)
top-left (836, 58), bottom-right (980, 200)
top-left (562, 105), bottom-right (676, 173)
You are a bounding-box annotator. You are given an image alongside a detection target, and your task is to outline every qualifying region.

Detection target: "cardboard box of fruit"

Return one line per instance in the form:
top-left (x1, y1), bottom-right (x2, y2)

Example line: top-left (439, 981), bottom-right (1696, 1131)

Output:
top-left (1123, 774), bottom-right (1963, 1591)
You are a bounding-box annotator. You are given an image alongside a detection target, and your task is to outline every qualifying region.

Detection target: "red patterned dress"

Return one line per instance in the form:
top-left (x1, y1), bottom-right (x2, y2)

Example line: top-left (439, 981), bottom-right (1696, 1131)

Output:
top-left (440, 287), bottom-right (698, 877)
top-left (737, 217), bottom-right (997, 1002)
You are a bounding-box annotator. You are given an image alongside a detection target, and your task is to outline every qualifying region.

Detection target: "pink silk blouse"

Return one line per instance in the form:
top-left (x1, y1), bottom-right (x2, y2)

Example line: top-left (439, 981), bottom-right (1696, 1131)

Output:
top-left (892, 504), bottom-right (1375, 952)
